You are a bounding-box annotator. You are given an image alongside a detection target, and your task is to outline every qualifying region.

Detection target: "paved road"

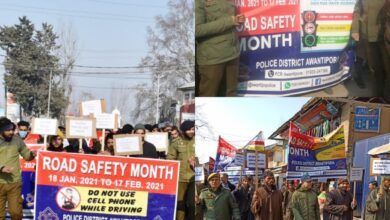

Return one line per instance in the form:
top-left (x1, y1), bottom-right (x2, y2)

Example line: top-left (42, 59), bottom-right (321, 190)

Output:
top-left (302, 71), bottom-right (375, 97)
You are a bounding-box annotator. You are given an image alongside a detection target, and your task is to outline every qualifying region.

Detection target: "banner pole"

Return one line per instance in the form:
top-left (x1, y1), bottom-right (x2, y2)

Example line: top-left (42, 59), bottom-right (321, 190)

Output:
top-left (44, 135), bottom-right (47, 151)
top-left (255, 147), bottom-right (258, 189)
top-left (102, 128), bottom-right (106, 152)
top-left (79, 138), bottom-right (83, 153)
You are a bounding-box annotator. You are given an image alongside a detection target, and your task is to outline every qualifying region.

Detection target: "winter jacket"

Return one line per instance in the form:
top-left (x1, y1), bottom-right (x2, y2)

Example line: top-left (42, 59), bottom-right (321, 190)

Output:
top-left (351, 0), bottom-right (387, 42)
top-left (195, 0), bottom-right (240, 65)
top-left (323, 189), bottom-right (355, 220)
top-left (199, 185), bottom-right (241, 220)
top-left (364, 187), bottom-right (390, 220)
top-left (291, 187), bottom-right (320, 220)
top-left (167, 136), bottom-right (195, 182)
top-left (0, 135), bottom-right (34, 184)
top-left (251, 185), bottom-right (283, 220)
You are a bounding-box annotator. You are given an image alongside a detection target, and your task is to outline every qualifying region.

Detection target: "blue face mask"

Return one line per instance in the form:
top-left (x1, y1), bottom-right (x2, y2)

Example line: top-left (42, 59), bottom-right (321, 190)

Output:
top-left (19, 131), bottom-right (28, 138)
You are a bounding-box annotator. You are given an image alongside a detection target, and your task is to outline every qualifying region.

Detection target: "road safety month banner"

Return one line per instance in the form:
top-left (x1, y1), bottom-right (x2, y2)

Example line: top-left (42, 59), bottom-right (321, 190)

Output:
top-left (34, 151), bottom-right (179, 220)
top-left (287, 124), bottom-right (347, 179)
top-left (236, 0), bottom-right (355, 95)
top-left (20, 142), bottom-right (44, 217)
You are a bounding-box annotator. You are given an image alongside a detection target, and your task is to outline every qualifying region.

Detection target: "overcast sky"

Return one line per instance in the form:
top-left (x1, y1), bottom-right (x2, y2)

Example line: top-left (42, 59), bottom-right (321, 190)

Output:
top-left (0, 0), bottom-right (170, 123)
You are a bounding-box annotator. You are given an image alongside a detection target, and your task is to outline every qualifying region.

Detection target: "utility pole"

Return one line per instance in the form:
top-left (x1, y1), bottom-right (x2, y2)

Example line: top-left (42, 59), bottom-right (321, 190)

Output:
top-left (47, 69), bottom-right (52, 117)
top-left (156, 74), bottom-right (163, 124)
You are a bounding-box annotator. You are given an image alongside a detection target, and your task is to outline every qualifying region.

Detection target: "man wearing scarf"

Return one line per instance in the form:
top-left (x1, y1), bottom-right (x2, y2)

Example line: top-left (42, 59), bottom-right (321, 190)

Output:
top-left (251, 170), bottom-right (283, 220)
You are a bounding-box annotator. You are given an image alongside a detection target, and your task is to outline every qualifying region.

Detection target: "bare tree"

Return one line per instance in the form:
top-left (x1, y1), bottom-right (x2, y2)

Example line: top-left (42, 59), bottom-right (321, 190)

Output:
top-left (109, 84), bottom-right (133, 123)
top-left (132, 0), bottom-right (195, 123)
top-left (55, 22), bottom-right (79, 114)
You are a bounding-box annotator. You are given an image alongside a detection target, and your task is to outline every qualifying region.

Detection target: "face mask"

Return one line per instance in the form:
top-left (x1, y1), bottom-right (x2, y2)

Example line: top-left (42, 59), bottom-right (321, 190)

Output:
top-left (19, 131), bottom-right (28, 138)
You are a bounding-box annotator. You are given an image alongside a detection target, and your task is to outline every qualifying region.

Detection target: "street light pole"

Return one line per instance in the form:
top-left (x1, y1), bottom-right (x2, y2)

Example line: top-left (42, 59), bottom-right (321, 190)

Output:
top-left (156, 74), bottom-right (162, 124)
top-left (47, 69), bottom-right (52, 117)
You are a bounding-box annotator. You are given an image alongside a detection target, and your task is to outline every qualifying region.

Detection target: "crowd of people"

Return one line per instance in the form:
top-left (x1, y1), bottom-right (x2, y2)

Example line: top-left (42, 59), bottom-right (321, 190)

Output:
top-left (195, 170), bottom-right (390, 220)
top-left (0, 116), bottom-right (195, 220)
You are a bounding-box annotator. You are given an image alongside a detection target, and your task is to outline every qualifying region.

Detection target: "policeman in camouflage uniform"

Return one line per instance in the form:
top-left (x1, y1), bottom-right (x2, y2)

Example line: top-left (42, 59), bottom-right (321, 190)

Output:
top-left (199, 173), bottom-right (241, 220)
top-left (195, 0), bottom-right (245, 96)
top-left (167, 120), bottom-right (195, 220)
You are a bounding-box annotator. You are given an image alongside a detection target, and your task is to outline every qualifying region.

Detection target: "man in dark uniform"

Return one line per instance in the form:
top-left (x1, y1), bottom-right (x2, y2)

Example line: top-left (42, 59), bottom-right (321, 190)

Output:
top-left (198, 173), bottom-right (241, 220)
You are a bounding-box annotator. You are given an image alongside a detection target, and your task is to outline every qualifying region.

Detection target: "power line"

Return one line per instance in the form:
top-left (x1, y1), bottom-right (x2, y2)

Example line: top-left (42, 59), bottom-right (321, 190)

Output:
top-left (0, 55), bottom-right (194, 70)
top-left (0, 6), bottom-right (151, 23)
top-left (86, 0), bottom-right (166, 9)
top-left (69, 74), bottom-right (151, 79)
top-left (0, 3), bottom-right (154, 20)
top-left (72, 85), bottom-right (143, 90)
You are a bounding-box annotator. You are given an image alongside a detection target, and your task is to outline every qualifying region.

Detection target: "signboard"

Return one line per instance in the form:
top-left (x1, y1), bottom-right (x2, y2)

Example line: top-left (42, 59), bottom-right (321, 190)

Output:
top-left (80, 99), bottom-right (106, 116)
top-left (145, 133), bottom-right (169, 152)
top-left (354, 106), bottom-right (381, 133)
top-left (246, 152), bottom-right (266, 169)
top-left (370, 158), bottom-right (390, 176)
top-left (66, 117), bottom-right (97, 139)
top-left (235, 0), bottom-right (354, 96)
top-left (195, 166), bottom-right (204, 182)
top-left (34, 151), bottom-right (179, 219)
top-left (350, 167), bottom-right (364, 181)
top-left (287, 125), bottom-right (347, 179)
top-left (95, 113), bottom-right (118, 129)
top-left (113, 134), bottom-right (143, 156)
top-left (31, 118), bottom-right (58, 135)
top-left (233, 153), bottom-right (245, 167)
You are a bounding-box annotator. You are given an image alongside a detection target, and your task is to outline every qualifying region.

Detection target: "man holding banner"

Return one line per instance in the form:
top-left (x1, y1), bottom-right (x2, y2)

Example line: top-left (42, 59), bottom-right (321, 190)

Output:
top-left (0, 117), bottom-right (36, 219)
top-left (167, 120), bottom-right (195, 220)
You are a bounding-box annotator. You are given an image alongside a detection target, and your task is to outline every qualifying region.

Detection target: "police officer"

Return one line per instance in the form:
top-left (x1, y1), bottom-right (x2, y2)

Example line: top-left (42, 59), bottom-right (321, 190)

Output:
top-left (167, 120), bottom-right (195, 220)
top-left (351, 0), bottom-right (390, 101)
top-left (195, 0), bottom-right (245, 97)
top-left (198, 173), bottom-right (241, 220)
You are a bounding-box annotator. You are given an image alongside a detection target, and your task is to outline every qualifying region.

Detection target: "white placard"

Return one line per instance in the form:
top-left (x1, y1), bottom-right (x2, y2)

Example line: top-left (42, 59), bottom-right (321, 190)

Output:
top-left (67, 118), bottom-right (96, 138)
top-left (114, 135), bottom-right (142, 156)
top-left (95, 113), bottom-right (117, 129)
top-left (31, 118), bottom-right (58, 135)
top-left (195, 166), bottom-right (204, 182)
top-left (81, 100), bottom-right (104, 116)
top-left (350, 167), bottom-right (364, 181)
top-left (145, 133), bottom-right (169, 152)
top-left (246, 152), bottom-right (266, 169)
top-left (371, 159), bottom-right (390, 175)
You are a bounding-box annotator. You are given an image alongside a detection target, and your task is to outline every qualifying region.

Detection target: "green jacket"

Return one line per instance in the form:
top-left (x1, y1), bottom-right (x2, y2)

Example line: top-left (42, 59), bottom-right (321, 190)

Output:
top-left (0, 135), bottom-right (34, 184)
top-left (166, 137), bottom-right (195, 182)
top-left (195, 0), bottom-right (240, 65)
top-left (199, 186), bottom-right (241, 220)
top-left (365, 188), bottom-right (390, 220)
top-left (291, 187), bottom-right (321, 220)
top-left (351, 0), bottom-right (387, 42)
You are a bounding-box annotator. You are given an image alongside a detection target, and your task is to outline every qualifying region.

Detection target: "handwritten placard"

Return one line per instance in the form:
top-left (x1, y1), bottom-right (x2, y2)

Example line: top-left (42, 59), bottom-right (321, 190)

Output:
top-left (95, 113), bottom-right (118, 129)
top-left (80, 99), bottom-right (106, 116)
top-left (66, 117), bottom-right (97, 138)
top-left (31, 118), bottom-right (58, 135)
top-left (113, 134), bottom-right (142, 156)
top-left (145, 132), bottom-right (169, 152)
